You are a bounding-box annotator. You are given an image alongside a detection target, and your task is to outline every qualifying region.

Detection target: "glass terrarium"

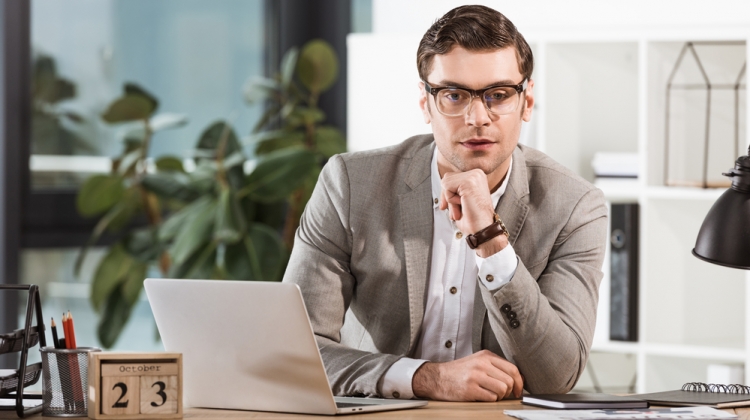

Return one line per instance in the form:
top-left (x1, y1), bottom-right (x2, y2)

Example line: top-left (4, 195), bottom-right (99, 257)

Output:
top-left (664, 41), bottom-right (746, 188)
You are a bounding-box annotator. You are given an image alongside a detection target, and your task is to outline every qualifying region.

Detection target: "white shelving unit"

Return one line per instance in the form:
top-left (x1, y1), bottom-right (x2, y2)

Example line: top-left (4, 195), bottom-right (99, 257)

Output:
top-left (348, 26), bottom-right (750, 393)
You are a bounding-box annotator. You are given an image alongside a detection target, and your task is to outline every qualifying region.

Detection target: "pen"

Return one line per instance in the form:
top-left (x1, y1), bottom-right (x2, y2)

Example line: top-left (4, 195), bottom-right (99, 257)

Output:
top-left (51, 317), bottom-right (60, 349)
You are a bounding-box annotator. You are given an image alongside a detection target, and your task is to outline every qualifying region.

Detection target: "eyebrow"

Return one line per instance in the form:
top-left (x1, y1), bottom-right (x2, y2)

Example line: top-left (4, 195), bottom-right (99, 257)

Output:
top-left (436, 79), bottom-right (520, 89)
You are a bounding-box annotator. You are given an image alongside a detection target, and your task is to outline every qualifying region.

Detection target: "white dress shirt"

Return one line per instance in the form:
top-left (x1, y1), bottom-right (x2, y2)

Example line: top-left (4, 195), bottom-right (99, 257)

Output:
top-left (379, 149), bottom-right (519, 399)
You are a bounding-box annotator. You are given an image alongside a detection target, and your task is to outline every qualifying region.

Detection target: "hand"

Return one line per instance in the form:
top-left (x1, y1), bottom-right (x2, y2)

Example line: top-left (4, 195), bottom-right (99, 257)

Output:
top-left (439, 170), bottom-right (508, 257)
top-left (411, 350), bottom-right (524, 402)
top-left (439, 169), bottom-right (496, 235)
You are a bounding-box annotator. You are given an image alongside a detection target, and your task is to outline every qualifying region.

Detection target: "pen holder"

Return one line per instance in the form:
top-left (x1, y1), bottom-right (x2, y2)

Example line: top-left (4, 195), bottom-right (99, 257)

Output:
top-left (40, 346), bottom-right (101, 417)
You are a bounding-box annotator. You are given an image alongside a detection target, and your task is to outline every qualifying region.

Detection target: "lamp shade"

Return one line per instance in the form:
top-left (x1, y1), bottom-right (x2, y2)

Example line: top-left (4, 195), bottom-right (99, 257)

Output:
top-left (693, 155), bottom-right (750, 269)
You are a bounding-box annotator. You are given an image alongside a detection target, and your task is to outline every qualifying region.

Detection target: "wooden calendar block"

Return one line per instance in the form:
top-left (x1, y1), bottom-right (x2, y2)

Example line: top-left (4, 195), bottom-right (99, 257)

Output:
top-left (101, 376), bottom-right (140, 415)
top-left (139, 375), bottom-right (178, 414)
top-left (89, 352), bottom-right (182, 419)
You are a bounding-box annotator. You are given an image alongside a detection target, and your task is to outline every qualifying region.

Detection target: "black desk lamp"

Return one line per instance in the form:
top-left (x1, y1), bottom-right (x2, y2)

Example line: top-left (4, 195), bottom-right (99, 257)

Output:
top-left (693, 146), bottom-right (750, 269)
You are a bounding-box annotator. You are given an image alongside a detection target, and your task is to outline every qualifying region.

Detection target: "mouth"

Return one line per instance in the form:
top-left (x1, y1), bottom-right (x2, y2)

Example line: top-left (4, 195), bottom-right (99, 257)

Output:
top-left (460, 138), bottom-right (496, 151)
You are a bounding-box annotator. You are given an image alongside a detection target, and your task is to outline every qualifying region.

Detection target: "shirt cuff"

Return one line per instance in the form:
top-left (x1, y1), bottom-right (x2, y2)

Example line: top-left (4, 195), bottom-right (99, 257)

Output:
top-left (475, 243), bottom-right (518, 291)
top-left (380, 358), bottom-right (429, 399)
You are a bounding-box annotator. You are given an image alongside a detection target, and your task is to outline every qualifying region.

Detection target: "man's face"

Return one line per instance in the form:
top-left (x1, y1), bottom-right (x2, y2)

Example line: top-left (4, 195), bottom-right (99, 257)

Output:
top-left (419, 46), bottom-right (534, 181)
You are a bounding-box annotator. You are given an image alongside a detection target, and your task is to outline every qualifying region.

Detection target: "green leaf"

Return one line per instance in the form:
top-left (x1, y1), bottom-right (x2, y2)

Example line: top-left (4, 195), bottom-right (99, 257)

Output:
top-left (142, 172), bottom-right (200, 202)
top-left (90, 244), bottom-right (132, 312)
top-left (280, 47), bottom-right (299, 87)
top-left (255, 131), bottom-right (305, 155)
top-left (155, 156), bottom-right (185, 173)
top-left (243, 77), bottom-right (281, 104)
top-left (97, 289), bottom-right (135, 349)
top-left (222, 152), bottom-right (245, 170)
top-left (315, 125), bottom-right (346, 158)
top-left (297, 39), bottom-right (339, 94)
top-left (213, 189), bottom-right (246, 244)
top-left (77, 175), bottom-right (125, 217)
top-left (102, 95), bottom-right (154, 123)
top-left (288, 106), bottom-right (325, 128)
top-left (242, 148), bottom-right (317, 203)
top-left (169, 196), bottom-right (217, 266)
top-left (124, 83), bottom-right (158, 114)
top-left (107, 188), bottom-right (140, 231)
top-left (122, 227), bottom-right (161, 263)
top-left (121, 262), bottom-right (148, 306)
top-left (158, 202), bottom-right (196, 242)
top-left (224, 224), bottom-right (285, 281)
top-left (196, 121), bottom-right (241, 157)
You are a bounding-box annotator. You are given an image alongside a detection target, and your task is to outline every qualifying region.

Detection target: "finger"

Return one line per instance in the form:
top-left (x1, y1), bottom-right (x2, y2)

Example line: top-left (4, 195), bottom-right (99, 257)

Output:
top-left (476, 374), bottom-right (508, 402)
top-left (449, 202), bottom-right (462, 221)
top-left (488, 357), bottom-right (524, 398)
top-left (484, 368), bottom-right (514, 399)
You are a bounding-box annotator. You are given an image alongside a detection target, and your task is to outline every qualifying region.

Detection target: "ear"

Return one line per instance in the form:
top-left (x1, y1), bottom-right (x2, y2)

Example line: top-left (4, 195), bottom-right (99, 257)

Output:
top-left (418, 81), bottom-right (431, 124)
top-left (521, 78), bottom-right (535, 122)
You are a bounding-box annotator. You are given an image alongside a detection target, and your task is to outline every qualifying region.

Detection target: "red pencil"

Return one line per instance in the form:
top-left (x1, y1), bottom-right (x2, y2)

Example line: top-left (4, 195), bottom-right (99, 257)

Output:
top-left (66, 310), bottom-right (77, 349)
top-left (62, 312), bottom-right (70, 349)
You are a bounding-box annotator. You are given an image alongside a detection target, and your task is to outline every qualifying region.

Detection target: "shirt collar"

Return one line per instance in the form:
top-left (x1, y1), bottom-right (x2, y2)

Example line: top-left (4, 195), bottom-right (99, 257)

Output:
top-left (430, 147), bottom-right (513, 210)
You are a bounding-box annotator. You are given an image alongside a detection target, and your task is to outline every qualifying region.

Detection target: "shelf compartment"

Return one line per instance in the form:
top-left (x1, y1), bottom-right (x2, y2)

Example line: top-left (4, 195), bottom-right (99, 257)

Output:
top-left (0, 363), bottom-right (42, 397)
top-left (0, 327), bottom-right (39, 355)
top-left (642, 198), bottom-right (746, 349)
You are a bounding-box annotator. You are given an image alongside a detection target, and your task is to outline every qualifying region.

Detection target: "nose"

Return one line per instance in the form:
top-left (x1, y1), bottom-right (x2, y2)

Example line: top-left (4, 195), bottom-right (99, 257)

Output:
top-left (464, 96), bottom-right (492, 127)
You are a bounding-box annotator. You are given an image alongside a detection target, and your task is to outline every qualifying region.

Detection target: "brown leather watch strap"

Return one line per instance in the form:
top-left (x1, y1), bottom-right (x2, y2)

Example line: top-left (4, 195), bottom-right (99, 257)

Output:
top-left (465, 213), bottom-right (509, 250)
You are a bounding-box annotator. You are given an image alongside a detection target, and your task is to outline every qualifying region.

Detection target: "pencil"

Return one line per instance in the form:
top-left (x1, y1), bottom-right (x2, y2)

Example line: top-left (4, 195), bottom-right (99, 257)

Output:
top-left (51, 317), bottom-right (60, 349)
top-left (66, 310), bottom-right (77, 349)
top-left (62, 312), bottom-right (70, 349)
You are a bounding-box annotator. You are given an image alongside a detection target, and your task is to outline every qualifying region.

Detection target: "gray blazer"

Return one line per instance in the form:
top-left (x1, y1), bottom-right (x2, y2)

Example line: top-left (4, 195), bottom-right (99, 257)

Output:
top-left (283, 134), bottom-right (608, 397)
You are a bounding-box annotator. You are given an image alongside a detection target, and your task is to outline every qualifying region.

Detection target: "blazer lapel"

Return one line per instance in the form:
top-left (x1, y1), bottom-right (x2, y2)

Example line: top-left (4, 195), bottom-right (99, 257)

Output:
top-left (472, 146), bottom-right (530, 351)
top-left (399, 141), bottom-right (434, 354)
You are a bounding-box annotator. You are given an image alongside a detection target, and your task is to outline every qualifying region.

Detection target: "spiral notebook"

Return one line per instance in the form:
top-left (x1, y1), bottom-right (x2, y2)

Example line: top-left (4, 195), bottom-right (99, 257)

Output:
top-left (634, 382), bottom-right (750, 408)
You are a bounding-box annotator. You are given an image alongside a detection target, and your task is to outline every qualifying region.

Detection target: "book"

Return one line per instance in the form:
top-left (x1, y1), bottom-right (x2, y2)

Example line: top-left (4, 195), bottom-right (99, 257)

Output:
top-left (634, 382), bottom-right (750, 408)
top-left (609, 203), bottom-right (639, 342)
top-left (522, 393), bottom-right (649, 409)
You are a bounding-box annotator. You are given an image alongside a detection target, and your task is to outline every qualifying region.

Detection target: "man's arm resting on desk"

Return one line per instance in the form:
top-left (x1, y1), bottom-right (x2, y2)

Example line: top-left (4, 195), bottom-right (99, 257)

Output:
top-left (479, 188), bottom-right (608, 394)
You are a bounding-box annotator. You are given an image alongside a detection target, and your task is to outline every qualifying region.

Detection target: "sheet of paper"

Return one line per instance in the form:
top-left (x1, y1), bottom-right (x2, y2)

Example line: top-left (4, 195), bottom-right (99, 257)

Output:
top-left (505, 406), bottom-right (737, 420)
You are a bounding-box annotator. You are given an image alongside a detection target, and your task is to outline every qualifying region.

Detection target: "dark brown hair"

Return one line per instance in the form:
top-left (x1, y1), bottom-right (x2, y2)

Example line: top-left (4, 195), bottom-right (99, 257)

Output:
top-left (417, 5), bottom-right (533, 82)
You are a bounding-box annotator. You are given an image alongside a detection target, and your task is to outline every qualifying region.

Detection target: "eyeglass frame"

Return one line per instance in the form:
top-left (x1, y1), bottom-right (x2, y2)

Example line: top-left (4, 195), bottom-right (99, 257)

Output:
top-left (423, 78), bottom-right (528, 117)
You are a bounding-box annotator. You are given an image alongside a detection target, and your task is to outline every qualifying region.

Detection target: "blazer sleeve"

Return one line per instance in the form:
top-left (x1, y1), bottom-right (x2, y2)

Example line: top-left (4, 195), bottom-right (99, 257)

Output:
top-left (282, 155), bottom-right (401, 397)
top-left (478, 187), bottom-right (608, 394)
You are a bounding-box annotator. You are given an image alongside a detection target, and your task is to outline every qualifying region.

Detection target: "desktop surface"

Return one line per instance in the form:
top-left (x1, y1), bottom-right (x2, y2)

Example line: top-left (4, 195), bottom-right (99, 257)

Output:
top-left (3, 400), bottom-right (750, 419)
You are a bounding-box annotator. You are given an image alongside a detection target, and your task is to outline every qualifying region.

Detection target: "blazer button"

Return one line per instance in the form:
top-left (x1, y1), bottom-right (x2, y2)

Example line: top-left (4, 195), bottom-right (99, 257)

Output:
top-left (486, 274), bottom-right (494, 282)
top-left (508, 311), bottom-right (517, 320)
top-left (445, 340), bottom-right (453, 348)
top-left (501, 304), bottom-right (511, 313)
top-left (392, 391), bottom-right (400, 399)
top-left (449, 287), bottom-right (457, 294)
top-left (510, 320), bottom-right (520, 329)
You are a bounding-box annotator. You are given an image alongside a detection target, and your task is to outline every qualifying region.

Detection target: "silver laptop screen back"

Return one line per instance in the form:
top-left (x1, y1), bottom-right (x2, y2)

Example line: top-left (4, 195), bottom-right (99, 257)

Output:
top-left (144, 279), bottom-right (336, 415)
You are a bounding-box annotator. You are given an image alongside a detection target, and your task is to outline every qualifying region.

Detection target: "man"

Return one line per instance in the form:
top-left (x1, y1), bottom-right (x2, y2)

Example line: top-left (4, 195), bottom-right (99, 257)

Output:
top-left (282, 5), bottom-right (607, 402)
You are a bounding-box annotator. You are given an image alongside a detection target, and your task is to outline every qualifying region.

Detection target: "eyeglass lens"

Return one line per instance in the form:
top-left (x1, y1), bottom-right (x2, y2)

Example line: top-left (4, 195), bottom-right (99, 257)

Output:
top-left (437, 87), bottom-right (520, 116)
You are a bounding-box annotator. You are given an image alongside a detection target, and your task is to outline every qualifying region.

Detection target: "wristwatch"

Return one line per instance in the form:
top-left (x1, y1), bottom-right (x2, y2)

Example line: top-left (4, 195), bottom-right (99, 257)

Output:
top-left (465, 213), bottom-right (509, 249)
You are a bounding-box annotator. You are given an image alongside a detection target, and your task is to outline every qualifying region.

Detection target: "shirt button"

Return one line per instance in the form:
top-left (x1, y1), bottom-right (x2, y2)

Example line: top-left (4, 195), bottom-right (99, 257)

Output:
top-left (445, 340), bottom-right (453, 348)
top-left (455, 232), bottom-right (463, 239)
top-left (486, 274), bottom-right (494, 282)
top-left (392, 391), bottom-right (400, 399)
top-left (449, 287), bottom-right (457, 294)
top-left (433, 198), bottom-right (438, 204)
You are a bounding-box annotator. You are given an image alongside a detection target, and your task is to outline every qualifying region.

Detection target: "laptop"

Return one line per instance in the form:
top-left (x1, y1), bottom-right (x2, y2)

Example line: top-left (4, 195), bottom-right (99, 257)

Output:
top-left (144, 278), bottom-right (428, 415)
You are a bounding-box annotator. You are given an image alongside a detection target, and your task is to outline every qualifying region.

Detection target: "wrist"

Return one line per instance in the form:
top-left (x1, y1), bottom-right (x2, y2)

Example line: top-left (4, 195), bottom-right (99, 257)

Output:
top-left (475, 234), bottom-right (508, 258)
top-left (412, 362), bottom-right (439, 399)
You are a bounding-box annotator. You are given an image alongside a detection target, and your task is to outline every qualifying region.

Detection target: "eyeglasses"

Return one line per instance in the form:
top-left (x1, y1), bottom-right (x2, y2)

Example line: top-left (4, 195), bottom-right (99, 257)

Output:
top-left (423, 79), bottom-right (528, 117)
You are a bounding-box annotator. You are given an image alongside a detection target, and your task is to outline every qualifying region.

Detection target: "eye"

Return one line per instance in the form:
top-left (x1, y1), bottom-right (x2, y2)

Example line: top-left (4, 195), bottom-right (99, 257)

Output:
top-left (442, 91), bottom-right (463, 102)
